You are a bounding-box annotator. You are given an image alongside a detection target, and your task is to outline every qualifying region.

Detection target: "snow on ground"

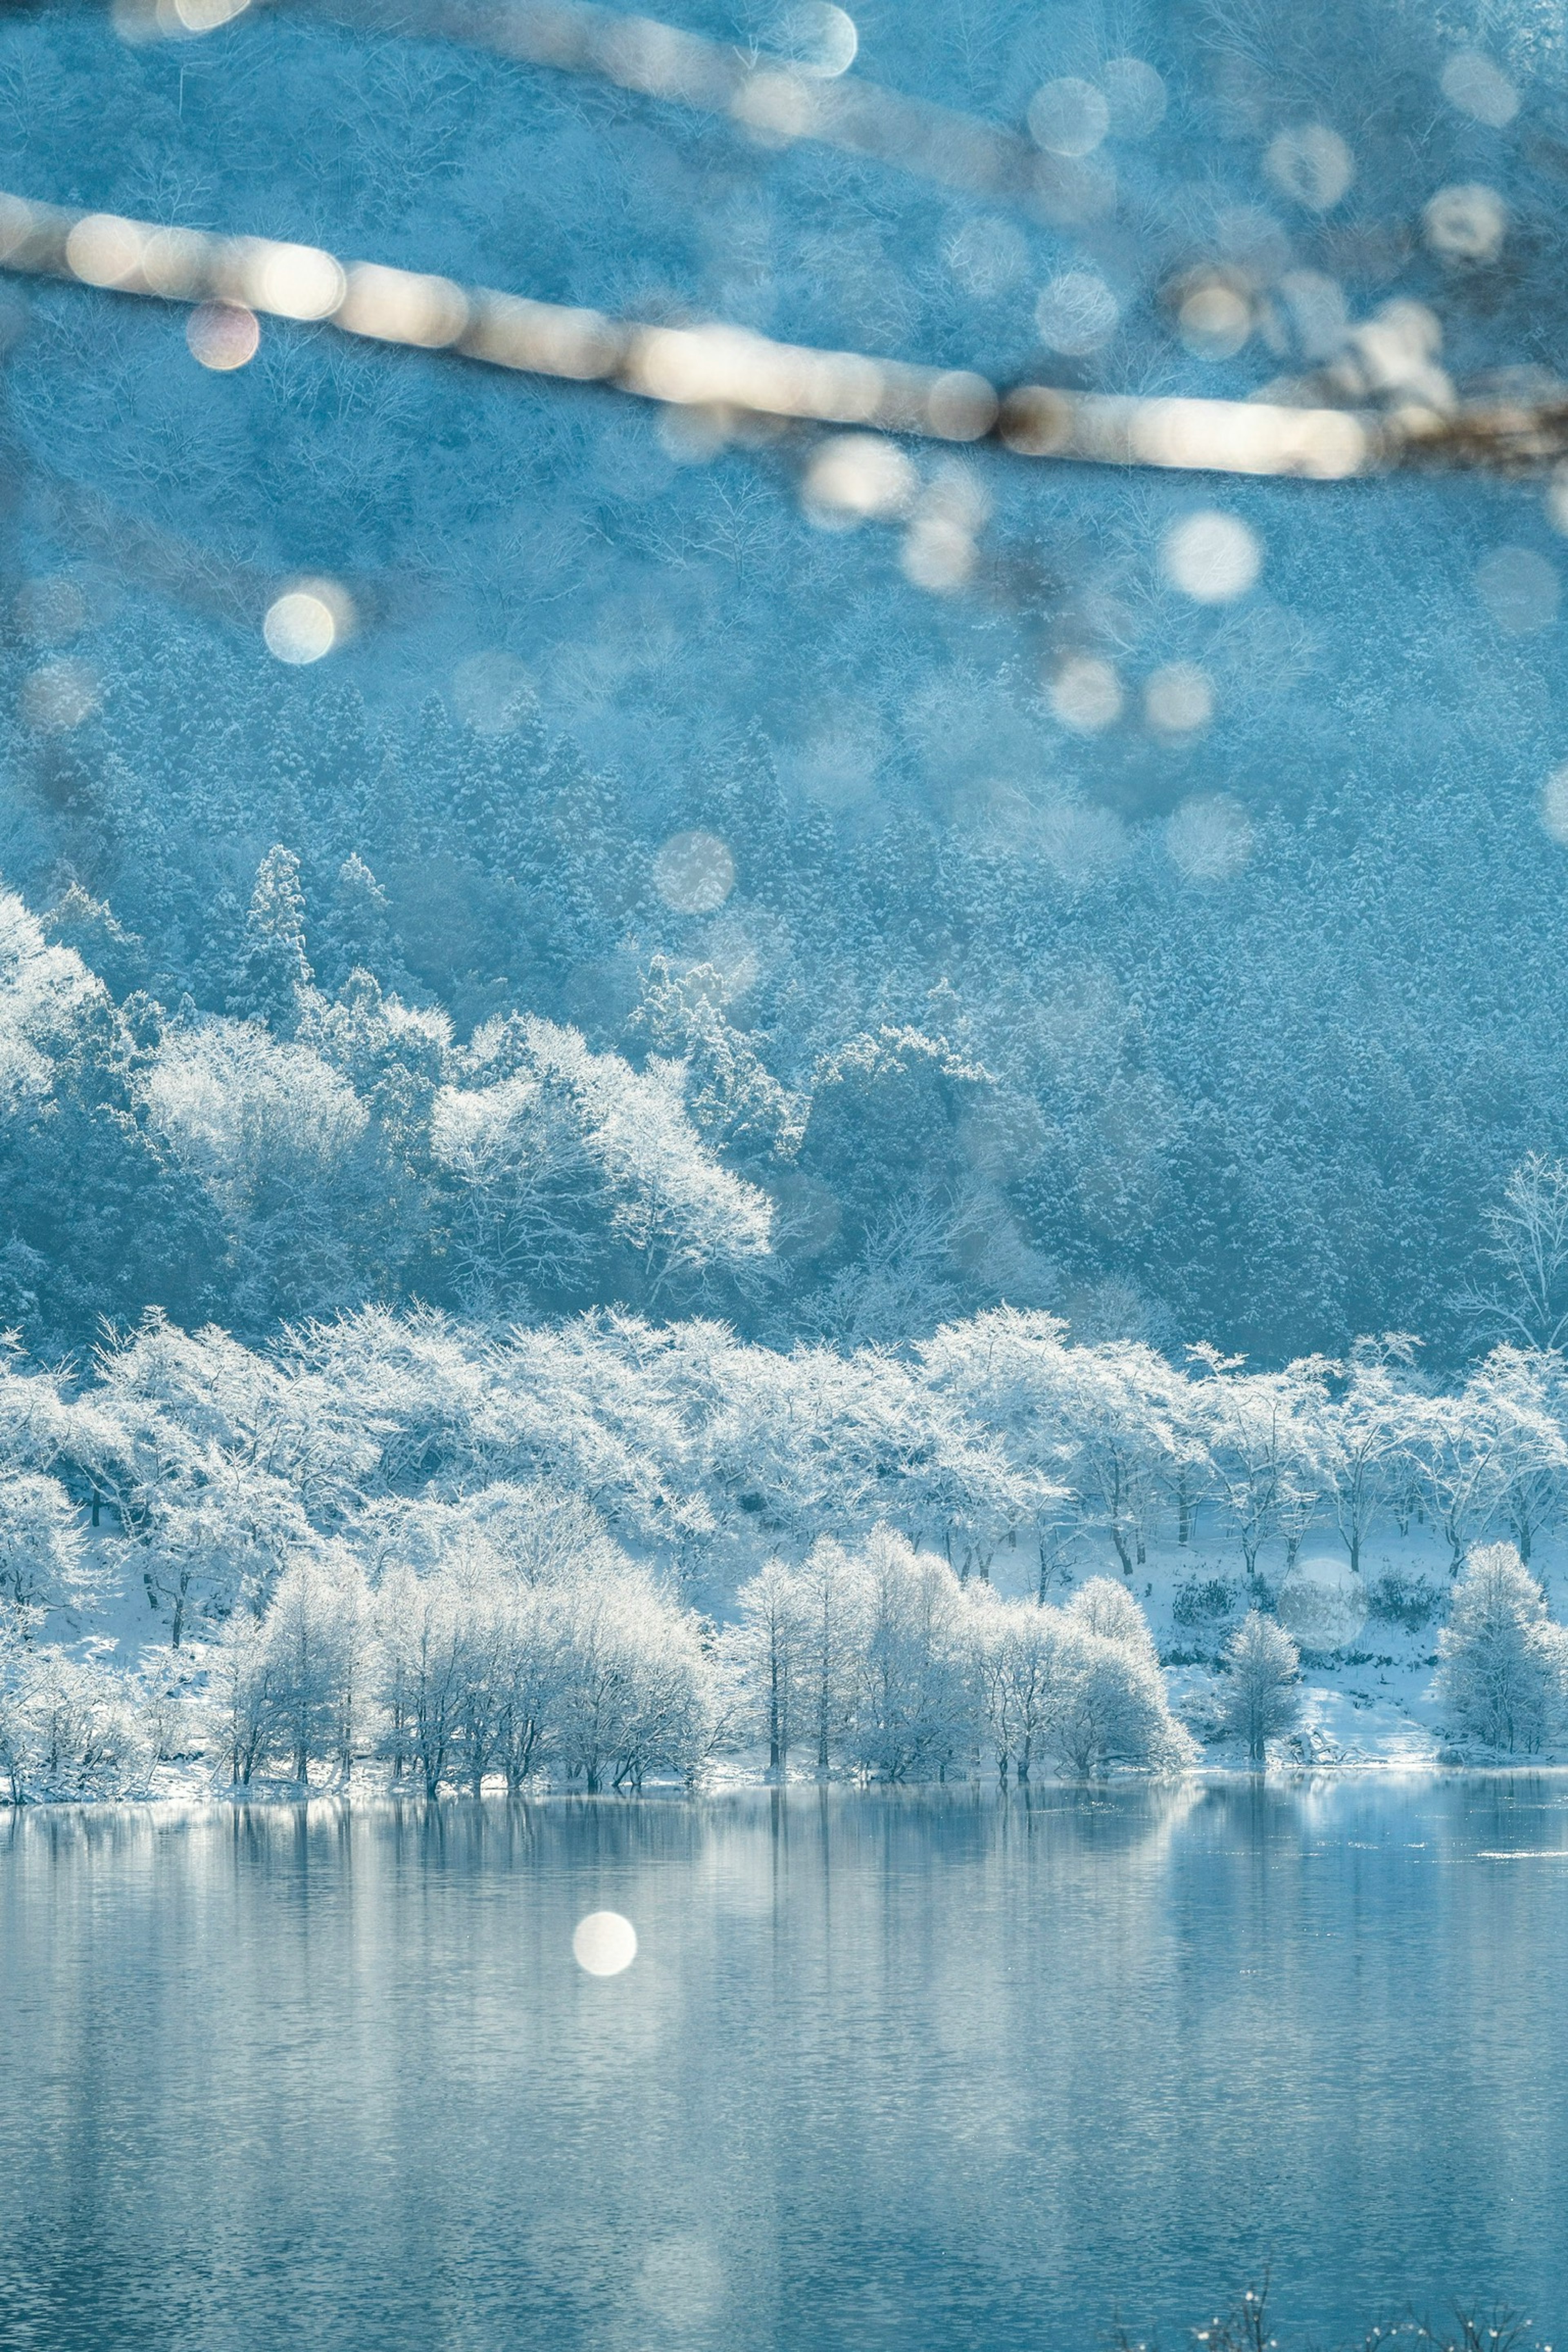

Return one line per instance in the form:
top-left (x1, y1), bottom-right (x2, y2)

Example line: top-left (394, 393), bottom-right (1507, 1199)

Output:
top-left (991, 1522), bottom-right (1568, 1774)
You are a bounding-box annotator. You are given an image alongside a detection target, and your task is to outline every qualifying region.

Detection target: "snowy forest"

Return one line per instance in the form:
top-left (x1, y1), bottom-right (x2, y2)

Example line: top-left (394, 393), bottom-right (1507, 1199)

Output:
top-left (5, 0), bottom-right (1568, 1793)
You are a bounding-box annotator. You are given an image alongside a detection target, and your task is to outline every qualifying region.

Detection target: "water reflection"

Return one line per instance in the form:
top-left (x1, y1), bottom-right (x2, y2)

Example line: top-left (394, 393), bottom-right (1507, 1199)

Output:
top-left (2, 1781), bottom-right (1567, 2350)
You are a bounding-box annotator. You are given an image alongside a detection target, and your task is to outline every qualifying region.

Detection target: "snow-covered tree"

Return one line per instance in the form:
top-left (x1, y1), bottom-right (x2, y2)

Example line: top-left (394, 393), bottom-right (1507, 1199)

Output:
top-left (15, 1650), bottom-right (154, 1802)
top-left (0, 1472), bottom-right (85, 1611)
top-left (1461, 1154), bottom-right (1568, 1355)
top-left (1318, 1338), bottom-right (1420, 1575)
top-left (228, 846), bottom-right (312, 1034)
top-left (1435, 1542), bottom-right (1568, 1754)
top-left (431, 1017), bottom-right (773, 1315)
top-left (1052, 1579), bottom-right (1197, 1776)
top-left (374, 1560), bottom-right (470, 1796)
top-left (1192, 1352), bottom-right (1327, 1579)
top-left (260, 1550), bottom-right (370, 1784)
top-left (843, 1526), bottom-right (972, 1782)
top-left (732, 1557), bottom-right (810, 1778)
top-left (793, 1535), bottom-right (867, 1776)
top-left (1216, 1612), bottom-right (1303, 1767)
top-left (974, 1589), bottom-right (1064, 1781)
top-left (552, 1572), bottom-right (714, 1793)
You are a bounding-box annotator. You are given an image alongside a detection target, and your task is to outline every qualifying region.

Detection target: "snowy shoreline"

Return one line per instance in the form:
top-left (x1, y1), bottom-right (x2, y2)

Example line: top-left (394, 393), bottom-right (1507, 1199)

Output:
top-left (16, 1745), bottom-right (1568, 1817)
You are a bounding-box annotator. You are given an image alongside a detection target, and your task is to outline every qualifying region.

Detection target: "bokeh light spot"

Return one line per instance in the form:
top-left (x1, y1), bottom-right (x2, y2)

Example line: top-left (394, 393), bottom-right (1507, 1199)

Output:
top-left (21, 659), bottom-right (99, 732)
top-left (1166, 794), bottom-right (1254, 881)
top-left (902, 516), bottom-right (974, 590)
top-left (172, 0), bottom-right (251, 24)
top-left (769, 1), bottom-right (857, 77)
top-left (655, 829), bottom-right (737, 913)
top-left (572, 1910), bottom-right (638, 1976)
top-left (1265, 125), bottom-right (1354, 211)
top-left (1441, 51), bottom-right (1519, 127)
top-left (453, 650), bottom-right (532, 734)
top-left (186, 301), bottom-right (259, 371)
top-left (15, 575), bottom-right (89, 644)
top-left (1101, 57), bottom-right (1165, 137)
top-left (1476, 547), bottom-right (1559, 635)
top-left (803, 433), bottom-right (916, 524)
top-left (1161, 511), bottom-right (1261, 602)
top-left (264, 584), bottom-right (351, 665)
top-left (1050, 655), bottom-right (1122, 733)
top-left (1178, 279), bottom-right (1251, 359)
top-left (65, 213), bottom-right (145, 289)
top-left (1540, 765), bottom-right (1568, 845)
top-left (1028, 78), bottom-right (1111, 158)
top-left (1423, 183), bottom-right (1507, 264)
top-left (1145, 664), bottom-right (1214, 735)
top-left (1035, 270), bottom-right (1119, 356)
top-left (245, 243), bottom-right (346, 322)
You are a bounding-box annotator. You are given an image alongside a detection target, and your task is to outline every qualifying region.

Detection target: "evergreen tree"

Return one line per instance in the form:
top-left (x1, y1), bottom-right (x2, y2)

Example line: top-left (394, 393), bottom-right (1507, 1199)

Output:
top-left (229, 847), bottom-right (312, 1034)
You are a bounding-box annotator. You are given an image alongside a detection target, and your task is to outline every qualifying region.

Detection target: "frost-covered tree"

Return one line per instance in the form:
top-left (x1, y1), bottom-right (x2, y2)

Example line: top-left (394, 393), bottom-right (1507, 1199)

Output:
top-left (843, 1527), bottom-right (971, 1783)
top-left (1435, 1543), bottom-right (1568, 1755)
top-left (228, 846), bottom-right (312, 1034)
top-left (316, 854), bottom-right (411, 1000)
top-left (1052, 1579), bottom-right (1197, 1777)
top-left (1319, 1339), bottom-right (1421, 1576)
top-left (1216, 1612), bottom-right (1302, 1768)
top-left (1066, 1345), bottom-right (1178, 1576)
top-left (374, 1561), bottom-right (470, 1796)
top-left (732, 1557), bottom-right (809, 1778)
top-left (1193, 1353), bottom-right (1327, 1580)
top-left (552, 1572), bottom-right (713, 1793)
top-left (0, 1473), bottom-right (85, 1611)
top-left (261, 1550), bottom-right (370, 1784)
top-left (431, 1016), bottom-right (773, 1315)
top-left (0, 1602), bottom-right (40, 1805)
top-left (15, 1651), bottom-right (154, 1802)
top-left (1461, 1156), bottom-right (1568, 1356)
top-left (973, 1589), bottom-right (1064, 1781)
top-left (144, 1017), bottom-right (375, 1323)
top-left (1467, 1350), bottom-right (1568, 1566)
top-left (215, 1609), bottom-right (282, 1787)
top-left (793, 1535), bottom-right (867, 1777)
top-left (1410, 1385), bottom-right (1510, 1573)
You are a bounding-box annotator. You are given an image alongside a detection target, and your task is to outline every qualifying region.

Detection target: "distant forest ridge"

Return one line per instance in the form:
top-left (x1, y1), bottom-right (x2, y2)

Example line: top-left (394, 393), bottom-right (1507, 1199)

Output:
top-left (4, 628), bottom-right (1567, 1368)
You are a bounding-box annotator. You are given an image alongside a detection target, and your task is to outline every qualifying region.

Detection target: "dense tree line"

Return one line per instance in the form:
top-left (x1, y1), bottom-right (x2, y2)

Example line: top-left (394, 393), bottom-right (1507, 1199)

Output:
top-left (4, 1304), bottom-right (1568, 1623)
top-left (2, 1296), bottom-right (1568, 1793)
top-left (0, 1512), bottom-right (1198, 1801)
top-left (6, 755), bottom-right (1568, 1374)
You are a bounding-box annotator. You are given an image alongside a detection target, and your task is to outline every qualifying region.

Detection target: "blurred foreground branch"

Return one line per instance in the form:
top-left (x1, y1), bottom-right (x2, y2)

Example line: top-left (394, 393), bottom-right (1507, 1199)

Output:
top-left (3, 191), bottom-right (1568, 480)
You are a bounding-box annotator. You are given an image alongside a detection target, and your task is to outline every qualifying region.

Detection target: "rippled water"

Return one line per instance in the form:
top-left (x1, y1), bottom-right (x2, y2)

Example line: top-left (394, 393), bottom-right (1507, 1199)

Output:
top-left (2, 1779), bottom-right (1567, 2352)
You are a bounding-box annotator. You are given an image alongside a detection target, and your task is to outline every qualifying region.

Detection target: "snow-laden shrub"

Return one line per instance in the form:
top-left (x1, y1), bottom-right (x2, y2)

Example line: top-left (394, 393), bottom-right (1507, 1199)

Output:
top-left (1172, 1575), bottom-right (1241, 1630)
top-left (1434, 1543), bottom-right (1568, 1754)
top-left (1216, 1611), bottom-right (1303, 1766)
top-left (1366, 1570), bottom-right (1442, 1633)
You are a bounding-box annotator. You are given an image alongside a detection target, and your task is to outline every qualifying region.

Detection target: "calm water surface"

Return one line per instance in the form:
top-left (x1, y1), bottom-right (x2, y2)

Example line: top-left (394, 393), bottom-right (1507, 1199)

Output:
top-left (2, 1779), bottom-right (1566, 2352)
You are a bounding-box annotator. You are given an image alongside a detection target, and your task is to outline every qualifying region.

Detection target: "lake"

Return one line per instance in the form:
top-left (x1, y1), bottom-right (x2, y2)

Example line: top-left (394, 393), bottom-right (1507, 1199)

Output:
top-left (2, 1779), bottom-right (1566, 2351)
